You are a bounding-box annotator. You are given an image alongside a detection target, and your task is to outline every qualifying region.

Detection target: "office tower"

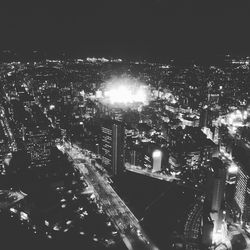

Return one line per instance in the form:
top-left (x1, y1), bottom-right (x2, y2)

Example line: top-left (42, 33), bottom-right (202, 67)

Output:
top-left (130, 147), bottom-right (144, 167)
top-left (201, 158), bottom-right (226, 247)
top-left (124, 138), bottom-right (144, 167)
top-left (243, 185), bottom-right (250, 225)
top-left (210, 158), bottom-right (226, 237)
top-left (199, 107), bottom-right (213, 128)
top-left (199, 108), bottom-right (208, 128)
top-left (101, 119), bottom-right (125, 176)
top-left (234, 166), bottom-right (249, 220)
top-left (200, 106), bottom-right (219, 128)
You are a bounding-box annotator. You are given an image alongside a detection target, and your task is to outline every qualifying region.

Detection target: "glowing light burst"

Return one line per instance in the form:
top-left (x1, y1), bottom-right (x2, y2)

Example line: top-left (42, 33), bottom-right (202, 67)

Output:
top-left (212, 231), bottom-right (223, 244)
top-left (152, 150), bottom-right (162, 158)
top-left (102, 77), bottom-right (149, 106)
top-left (228, 164), bottom-right (238, 174)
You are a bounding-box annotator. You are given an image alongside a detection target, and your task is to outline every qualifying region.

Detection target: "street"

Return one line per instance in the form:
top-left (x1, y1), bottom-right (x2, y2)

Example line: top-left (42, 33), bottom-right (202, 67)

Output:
top-left (62, 142), bottom-right (159, 250)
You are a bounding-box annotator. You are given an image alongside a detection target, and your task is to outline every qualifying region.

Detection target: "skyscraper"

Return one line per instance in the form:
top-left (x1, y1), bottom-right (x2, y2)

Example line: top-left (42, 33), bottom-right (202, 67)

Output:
top-left (234, 166), bottom-right (249, 220)
top-left (211, 166), bottom-right (226, 214)
top-left (101, 119), bottom-right (125, 176)
top-left (243, 185), bottom-right (250, 225)
top-left (199, 107), bottom-right (213, 128)
top-left (210, 158), bottom-right (226, 241)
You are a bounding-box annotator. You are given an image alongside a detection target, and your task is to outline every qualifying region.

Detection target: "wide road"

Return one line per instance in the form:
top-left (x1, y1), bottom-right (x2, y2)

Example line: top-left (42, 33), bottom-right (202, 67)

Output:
top-left (62, 143), bottom-right (159, 250)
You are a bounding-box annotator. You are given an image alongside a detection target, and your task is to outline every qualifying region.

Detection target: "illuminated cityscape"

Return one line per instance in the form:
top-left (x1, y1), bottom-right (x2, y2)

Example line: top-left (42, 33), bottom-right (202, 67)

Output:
top-left (1, 1), bottom-right (250, 250)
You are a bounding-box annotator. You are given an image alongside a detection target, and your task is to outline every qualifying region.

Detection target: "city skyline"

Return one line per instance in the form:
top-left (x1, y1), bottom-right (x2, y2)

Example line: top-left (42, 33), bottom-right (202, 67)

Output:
top-left (0, 54), bottom-right (250, 249)
top-left (1, 2), bottom-right (250, 250)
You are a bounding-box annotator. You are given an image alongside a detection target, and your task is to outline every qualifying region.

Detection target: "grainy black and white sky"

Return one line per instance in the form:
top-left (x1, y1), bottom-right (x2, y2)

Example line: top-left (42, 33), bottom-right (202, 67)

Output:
top-left (1, 1), bottom-right (250, 60)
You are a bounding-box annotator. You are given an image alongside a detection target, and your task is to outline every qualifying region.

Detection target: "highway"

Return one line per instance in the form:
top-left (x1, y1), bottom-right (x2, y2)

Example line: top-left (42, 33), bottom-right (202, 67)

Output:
top-left (61, 142), bottom-right (159, 250)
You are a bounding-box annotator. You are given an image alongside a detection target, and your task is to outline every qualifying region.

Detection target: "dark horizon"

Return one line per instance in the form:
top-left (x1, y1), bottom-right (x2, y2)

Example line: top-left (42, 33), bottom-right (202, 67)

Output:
top-left (1, 1), bottom-right (250, 62)
top-left (0, 47), bottom-right (249, 66)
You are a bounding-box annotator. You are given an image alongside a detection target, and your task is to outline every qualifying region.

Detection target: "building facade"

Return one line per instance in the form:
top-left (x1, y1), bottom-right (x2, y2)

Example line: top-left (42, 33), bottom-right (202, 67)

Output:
top-left (101, 119), bottom-right (125, 176)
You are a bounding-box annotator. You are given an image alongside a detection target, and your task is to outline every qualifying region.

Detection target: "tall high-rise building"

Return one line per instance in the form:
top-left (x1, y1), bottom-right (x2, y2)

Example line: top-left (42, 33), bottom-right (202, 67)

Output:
top-left (101, 119), bottom-right (125, 176)
top-left (128, 145), bottom-right (144, 167)
top-left (210, 158), bottom-right (226, 236)
top-left (234, 166), bottom-right (249, 220)
top-left (243, 185), bottom-right (250, 225)
top-left (202, 158), bottom-right (227, 247)
top-left (199, 108), bottom-right (213, 128)
top-left (211, 166), bottom-right (226, 210)
top-left (200, 106), bottom-right (219, 128)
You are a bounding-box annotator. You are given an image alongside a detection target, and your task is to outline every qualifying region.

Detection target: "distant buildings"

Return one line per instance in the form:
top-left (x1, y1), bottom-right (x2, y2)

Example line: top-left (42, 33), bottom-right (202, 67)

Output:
top-left (243, 184), bottom-right (250, 225)
top-left (0, 106), bottom-right (16, 175)
top-left (0, 136), bottom-right (9, 175)
top-left (25, 129), bottom-right (52, 168)
top-left (231, 131), bottom-right (250, 224)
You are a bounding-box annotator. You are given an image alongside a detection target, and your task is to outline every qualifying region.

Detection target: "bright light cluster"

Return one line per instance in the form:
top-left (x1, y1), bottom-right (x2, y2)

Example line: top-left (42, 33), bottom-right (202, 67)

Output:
top-left (227, 110), bottom-right (248, 125)
top-left (102, 77), bottom-right (148, 105)
top-left (152, 150), bottom-right (162, 158)
top-left (228, 164), bottom-right (238, 174)
top-left (212, 231), bottom-right (223, 244)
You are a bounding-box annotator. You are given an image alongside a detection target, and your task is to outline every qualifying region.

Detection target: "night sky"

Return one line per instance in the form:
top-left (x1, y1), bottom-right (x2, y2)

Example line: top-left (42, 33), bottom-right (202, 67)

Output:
top-left (1, 1), bottom-right (250, 60)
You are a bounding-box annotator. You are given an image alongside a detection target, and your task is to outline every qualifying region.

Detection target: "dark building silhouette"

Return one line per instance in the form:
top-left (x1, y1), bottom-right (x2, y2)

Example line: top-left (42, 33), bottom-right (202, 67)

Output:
top-left (101, 119), bottom-right (125, 176)
top-left (201, 215), bottom-right (213, 247)
top-left (202, 158), bottom-right (226, 246)
top-left (199, 108), bottom-right (213, 128)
